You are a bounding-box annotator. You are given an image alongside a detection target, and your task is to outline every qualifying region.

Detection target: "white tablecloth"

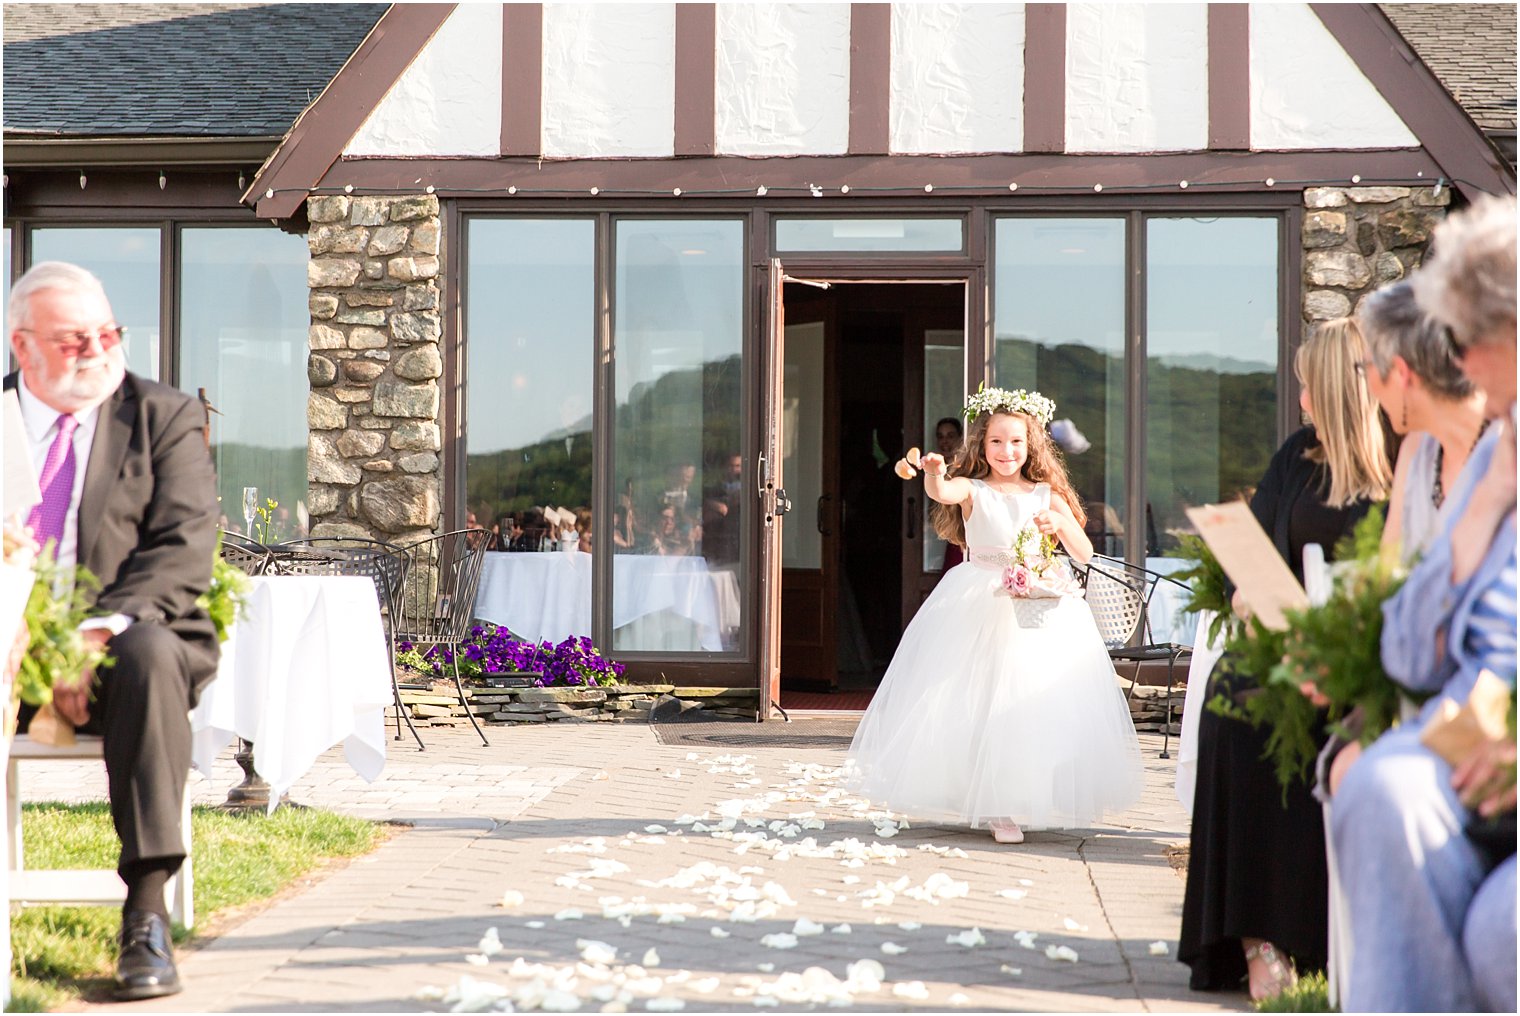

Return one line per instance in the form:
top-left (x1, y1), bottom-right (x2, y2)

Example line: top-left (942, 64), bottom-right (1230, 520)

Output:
top-left (191, 574), bottom-right (392, 809)
top-left (1145, 556), bottom-right (1199, 647)
top-left (474, 552), bottom-right (741, 652)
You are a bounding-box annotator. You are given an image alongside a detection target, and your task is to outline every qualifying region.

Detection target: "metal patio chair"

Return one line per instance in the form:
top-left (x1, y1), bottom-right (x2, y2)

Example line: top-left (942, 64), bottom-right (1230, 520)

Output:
top-left (267, 537), bottom-right (422, 750)
top-left (218, 530), bottom-right (274, 577)
top-left (390, 529), bottom-right (494, 747)
top-left (1081, 554), bottom-right (1193, 759)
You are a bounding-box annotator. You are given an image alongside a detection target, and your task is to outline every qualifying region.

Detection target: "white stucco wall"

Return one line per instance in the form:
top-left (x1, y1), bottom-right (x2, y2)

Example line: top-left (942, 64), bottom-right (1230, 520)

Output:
top-left (1065, 3), bottom-right (1208, 154)
top-left (890, 4), bottom-right (1024, 155)
top-left (1250, 3), bottom-right (1417, 150)
top-left (542, 4), bottom-right (676, 158)
top-left (345, 3), bottom-right (503, 158)
top-left (715, 4), bottom-right (851, 156)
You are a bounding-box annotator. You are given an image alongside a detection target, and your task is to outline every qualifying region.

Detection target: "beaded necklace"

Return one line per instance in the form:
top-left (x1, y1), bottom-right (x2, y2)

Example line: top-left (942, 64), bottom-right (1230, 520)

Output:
top-left (1432, 420), bottom-right (1490, 508)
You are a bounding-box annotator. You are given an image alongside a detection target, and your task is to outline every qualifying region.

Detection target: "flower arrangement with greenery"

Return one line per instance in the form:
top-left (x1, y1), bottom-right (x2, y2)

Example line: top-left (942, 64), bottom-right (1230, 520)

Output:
top-left (396, 624), bottom-right (625, 688)
top-left (16, 547), bottom-right (112, 709)
top-left (1169, 532), bottom-right (1236, 646)
top-left (199, 533), bottom-right (252, 644)
top-left (1208, 506), bottom-right (1417, 792)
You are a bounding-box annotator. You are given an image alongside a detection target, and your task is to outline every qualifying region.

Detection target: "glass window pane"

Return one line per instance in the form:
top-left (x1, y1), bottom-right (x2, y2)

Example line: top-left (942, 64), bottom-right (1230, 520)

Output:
top-left (776, 218), bottom-right (962, 252)
top-left (179, 227), bottom-right (310, 539)
top-left (31, 227), bottom-right (161, 379)
top-left (613, 219), bottom-right (745, 653)
top-left (1145, 216), bottom-right (1279, 558)
top-left (921, 330), bottom-right (965, 571)
top-left (993, 218), bottom-right (1127, 557)
top-left (465, 219), bottom-right (596, 641)
top-left (782, 320), bottom-right (825, 569)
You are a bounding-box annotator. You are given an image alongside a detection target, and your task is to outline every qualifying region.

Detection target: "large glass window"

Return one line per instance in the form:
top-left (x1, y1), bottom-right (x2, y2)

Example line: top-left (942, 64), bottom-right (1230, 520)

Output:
top-left (179, 227), bottom-right (311, 539)
top-left (921, 328), bottom-right (964, 570)
top-left (993, 218), bottom-right (1128, 557)
top-left (30, 227), bottom-right (161, 378)
top-left (613, 219), bottom-right (745, 653)
top-left (1145, 217), bottom-right (1278, 557)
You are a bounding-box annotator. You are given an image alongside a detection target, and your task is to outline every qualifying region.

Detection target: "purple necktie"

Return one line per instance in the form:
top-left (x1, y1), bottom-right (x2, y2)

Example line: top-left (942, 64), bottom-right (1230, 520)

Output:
top-left (26, 414), bottom-right (79, 554)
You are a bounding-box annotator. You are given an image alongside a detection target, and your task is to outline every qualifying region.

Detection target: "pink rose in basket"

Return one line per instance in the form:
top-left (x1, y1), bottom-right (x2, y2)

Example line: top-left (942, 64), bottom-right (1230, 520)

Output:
top-left (1002, 563), bottom-right (1032, 597)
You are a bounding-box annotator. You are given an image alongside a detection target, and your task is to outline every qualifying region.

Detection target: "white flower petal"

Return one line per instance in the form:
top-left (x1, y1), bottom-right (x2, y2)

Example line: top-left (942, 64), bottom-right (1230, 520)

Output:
top-left (760, 933), bottom-right (798, 949)
top-left (542, 989), bottom-right (583, 1011)
top-left (642, 949), bottom-right (660, 967)
top-left (527, 920), bottom-right (546, 929)
top-left (897, 921), bottom-right (921, 931)
top-left (1045, 944), bottom-right (1080, 963)
top-left (999, 964), bottom-right (1023, 976)
top-left (1063, 917), bottom-right (1088, 932)
top-left (665, 771), bottom-right (682, 780)
top-left (691, 978), bottom-right (720, 994)
top-left (880, 942), bottom-right (908, 955)
top-left (710, 927), bottom-right (731, 939)
top-left (499, 891), bottom-right (526, 909)
top-left (946, 927), bottom-right (986, 948)
top-left (578, 940), bottom-right (619, 965)
top-left (891, 981), bottom-right (930, 1001)
top-left (830, 923), bottom-right (852, 935)
top-left (1148, 940), bottom-right (1171, 956)
top-left (645, 998), bottom-right (685, 1012)
top-left (1018, 878), bottom-right (1034, 886)
top-left (950, 993), bottom-right (970, 1006)
top-left (792, 918), bottom-right (825, 936)
top-left (644, 825), bottom-right (668, 834)
top-left (464, 953), bottom-right (490, 966)
top-left (555, 908), bottom-right (585, 921)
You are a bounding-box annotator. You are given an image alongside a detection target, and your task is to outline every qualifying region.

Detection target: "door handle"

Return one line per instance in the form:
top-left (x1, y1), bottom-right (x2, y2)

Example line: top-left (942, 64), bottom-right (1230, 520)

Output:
top-left (775, 488), bottom-right (792, 516)
top-left (906, 496), bottom-right (916, 539)
top-left (816, 494), bottom-right (831, 536)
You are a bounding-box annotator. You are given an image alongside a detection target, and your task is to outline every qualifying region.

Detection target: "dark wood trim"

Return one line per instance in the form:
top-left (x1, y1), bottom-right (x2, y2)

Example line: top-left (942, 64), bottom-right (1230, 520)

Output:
top-left (248, 3), bottom-right (457, 219)
top-left (443, 199), bottom-right (465, 534)
top-left (1280, 206), bottom-right (1304, 444)
top-left (1124, 211), bottom-right (1146, 570)
top-left (1208, 5), bottom-right (1250, 151)
top-left (592, 211), bottom-right (613, 650)
top-left (6, 169), bottom-right (261, 217)
top-left (622, 661), bottom-right (758, 687)
top-left (674, 4), bottom-right (716, 157)
top-left (3, 137), bottom-right (278, 168)
top-left (501, 3), bottom-right (543, 158)
top-left (1310, 4), bottom-right (1513, 199)
top-left (1023, 4), bottom-right (1066, 154)
top-left (849, 4), bottom-right (891, 155)
top-left (324, 148), bottom-right (1442, 197)
top-left (160, 225), bottom-right (177, 385)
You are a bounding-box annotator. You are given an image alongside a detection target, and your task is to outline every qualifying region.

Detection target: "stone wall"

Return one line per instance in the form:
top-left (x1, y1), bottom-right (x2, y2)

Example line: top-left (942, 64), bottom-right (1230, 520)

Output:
top-left (305, 193), bottom-right (445, 544)
top-left (1301, 184), bottom-right (1450, 323)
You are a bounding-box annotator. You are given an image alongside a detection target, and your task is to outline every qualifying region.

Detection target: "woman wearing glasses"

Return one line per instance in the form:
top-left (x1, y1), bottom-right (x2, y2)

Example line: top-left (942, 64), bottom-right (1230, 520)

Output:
top-left (1357, 280), bottom-right (1488, 562)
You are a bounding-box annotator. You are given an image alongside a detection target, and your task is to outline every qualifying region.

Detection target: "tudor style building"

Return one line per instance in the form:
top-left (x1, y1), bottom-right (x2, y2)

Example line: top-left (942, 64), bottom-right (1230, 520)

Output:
top-left (5, 3), bottom-right (1515, 710)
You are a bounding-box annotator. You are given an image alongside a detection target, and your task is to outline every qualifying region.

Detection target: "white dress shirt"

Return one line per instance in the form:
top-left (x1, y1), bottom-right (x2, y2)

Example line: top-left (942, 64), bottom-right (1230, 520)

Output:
top-left (16, 374), bottom-right (130, 634)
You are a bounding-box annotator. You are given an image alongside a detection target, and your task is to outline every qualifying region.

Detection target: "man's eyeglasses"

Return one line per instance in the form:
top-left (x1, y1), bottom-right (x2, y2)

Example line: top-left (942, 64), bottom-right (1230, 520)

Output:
top-left (18, 324), bottom-right (125, 355)
top-left (1444, 331), bottom-right (1470, 362)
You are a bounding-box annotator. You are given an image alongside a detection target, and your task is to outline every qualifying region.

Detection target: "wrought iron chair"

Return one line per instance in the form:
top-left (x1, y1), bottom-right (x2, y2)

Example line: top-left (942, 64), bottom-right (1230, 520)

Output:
top-left (390, 529), bottom-right (494, 746)
top-left (1081, 554), bottom-right (1193, 758)
top-left (266, 537), bottom-right (422, 751)
top-left (218, 530), bottom-right (274, 576)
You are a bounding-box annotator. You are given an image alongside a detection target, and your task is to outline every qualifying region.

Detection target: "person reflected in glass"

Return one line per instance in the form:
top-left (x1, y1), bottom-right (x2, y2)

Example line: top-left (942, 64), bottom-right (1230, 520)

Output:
top-left (612, 504), bottom-right (636, 552)
top-left (648, 504), bottom-right (695, 557)
top-left (935, 418), bottom-right (966, 570)
top-left (1179, 317), bottom-right (1393, 1001)
top-left (512, 508), bottom-right (549, 552)
top-left (703, 452), bottom-right (744, 567)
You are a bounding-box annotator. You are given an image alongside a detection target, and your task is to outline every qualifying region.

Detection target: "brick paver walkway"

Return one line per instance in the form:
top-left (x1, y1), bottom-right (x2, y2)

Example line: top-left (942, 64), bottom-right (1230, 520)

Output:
top-left (20, 717), bottom-right (1246, 1013)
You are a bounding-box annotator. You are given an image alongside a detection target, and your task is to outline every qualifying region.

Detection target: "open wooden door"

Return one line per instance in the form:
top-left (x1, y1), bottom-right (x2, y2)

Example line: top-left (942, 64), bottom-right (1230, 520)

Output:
top-left (757, 259), bottom-right (789, 720)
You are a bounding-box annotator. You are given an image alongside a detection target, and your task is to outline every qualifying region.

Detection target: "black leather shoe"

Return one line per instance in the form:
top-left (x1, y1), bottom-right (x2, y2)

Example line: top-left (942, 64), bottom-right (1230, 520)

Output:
top-left (115, 910), bottom-right (182, 1000)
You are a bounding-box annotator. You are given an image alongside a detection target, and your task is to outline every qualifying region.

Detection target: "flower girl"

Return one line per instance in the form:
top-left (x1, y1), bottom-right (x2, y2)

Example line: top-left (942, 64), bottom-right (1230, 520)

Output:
top-left (846, 387), bottom-right (1142, 843)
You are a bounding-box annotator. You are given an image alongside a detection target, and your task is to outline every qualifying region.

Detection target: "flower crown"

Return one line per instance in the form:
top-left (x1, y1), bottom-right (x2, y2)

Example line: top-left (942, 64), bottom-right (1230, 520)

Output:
top-left (962, 385), bottom-right (1056, 426)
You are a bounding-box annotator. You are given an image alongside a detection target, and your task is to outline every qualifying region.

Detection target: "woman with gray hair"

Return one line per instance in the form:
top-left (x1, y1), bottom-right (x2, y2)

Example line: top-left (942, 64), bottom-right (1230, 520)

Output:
top-left (1357, 279), bottom-right (1487, 560)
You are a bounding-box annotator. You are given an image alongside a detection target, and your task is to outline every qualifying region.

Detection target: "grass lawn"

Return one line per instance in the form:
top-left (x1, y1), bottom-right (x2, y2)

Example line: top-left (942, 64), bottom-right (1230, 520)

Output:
top-left (8, 802), bottom-right (380, 1011)
top-left (1255, 972), bottom-right (1335, 1013)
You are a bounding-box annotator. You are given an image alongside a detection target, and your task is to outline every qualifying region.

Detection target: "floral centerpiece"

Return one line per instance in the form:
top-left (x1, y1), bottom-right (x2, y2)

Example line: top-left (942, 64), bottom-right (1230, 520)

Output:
top-left (998, 523), bottom-right (1078, 599)
top-left (200, 533), bottom-right (253, 644)
top-left (397, 624), bottom-right (625, 689)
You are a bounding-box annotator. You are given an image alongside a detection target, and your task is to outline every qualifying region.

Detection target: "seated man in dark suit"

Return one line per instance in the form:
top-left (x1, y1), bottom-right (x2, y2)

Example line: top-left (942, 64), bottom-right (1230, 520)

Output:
top-left (7, 261), bottom-right (220, 1000)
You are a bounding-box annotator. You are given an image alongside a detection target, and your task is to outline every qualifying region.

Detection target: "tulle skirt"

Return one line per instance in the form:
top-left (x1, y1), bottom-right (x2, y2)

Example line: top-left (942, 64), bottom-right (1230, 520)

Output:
top-left (845, 561), bottom-right (1143, 830)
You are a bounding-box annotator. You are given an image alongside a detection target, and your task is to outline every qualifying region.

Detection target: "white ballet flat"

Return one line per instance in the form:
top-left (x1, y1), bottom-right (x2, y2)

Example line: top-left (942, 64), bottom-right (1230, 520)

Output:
top-left (988, 820), bottom-right (1025, 844)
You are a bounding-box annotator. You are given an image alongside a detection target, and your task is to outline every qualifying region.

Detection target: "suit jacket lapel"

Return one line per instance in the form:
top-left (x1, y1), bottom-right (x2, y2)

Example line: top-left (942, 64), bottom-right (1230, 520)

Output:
top-left (77, 380), bottom-right (135, 574)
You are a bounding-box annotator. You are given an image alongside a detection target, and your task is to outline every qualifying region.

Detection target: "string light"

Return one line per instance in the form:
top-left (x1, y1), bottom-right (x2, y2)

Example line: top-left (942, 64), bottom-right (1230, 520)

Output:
top-left (159, 171), bottom-right (167, 190)
top-left (79, 171), bottom-right (87, 190)
top-left (277, 173), bottom-right (1458, 204)
top-left (238, 171), bottom-right (246, 191)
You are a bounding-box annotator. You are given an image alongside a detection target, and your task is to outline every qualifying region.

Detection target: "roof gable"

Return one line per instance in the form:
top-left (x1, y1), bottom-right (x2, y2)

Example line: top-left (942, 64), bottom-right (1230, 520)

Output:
top-left (3, 2), bottom-right (388, 138)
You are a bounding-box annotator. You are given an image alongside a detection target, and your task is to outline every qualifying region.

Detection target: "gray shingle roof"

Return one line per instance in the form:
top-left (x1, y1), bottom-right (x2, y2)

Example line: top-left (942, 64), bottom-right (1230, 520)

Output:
top-left (3, 2), bottom-right (389, 137)
top-left (1382, 3), bottom-right (1516, 132)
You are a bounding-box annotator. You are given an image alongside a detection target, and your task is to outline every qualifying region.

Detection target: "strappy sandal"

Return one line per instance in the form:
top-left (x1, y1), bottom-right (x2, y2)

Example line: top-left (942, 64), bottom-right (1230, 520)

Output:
top-left (1243, 941), bottom-right (1297, 1001)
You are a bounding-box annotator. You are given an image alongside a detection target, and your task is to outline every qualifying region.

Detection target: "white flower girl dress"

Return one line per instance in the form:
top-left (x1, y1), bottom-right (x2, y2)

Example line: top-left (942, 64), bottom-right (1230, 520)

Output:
top-left (846, 479), bottom-right (1143, 830)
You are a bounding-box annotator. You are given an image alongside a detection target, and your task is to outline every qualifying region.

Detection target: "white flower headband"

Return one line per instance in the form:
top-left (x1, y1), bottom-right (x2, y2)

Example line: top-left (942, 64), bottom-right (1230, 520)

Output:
top-left (962, 385), bottom-right (1056, 427)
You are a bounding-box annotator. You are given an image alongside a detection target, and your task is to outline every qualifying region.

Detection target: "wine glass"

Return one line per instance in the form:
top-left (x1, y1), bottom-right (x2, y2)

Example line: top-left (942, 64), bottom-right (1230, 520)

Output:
top-left (241, 486), bottom-right (258, 540)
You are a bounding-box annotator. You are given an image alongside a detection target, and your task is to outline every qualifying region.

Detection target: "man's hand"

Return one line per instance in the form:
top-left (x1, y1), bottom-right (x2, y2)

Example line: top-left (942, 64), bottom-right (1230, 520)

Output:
top-left (51, 628), bottom-right (110, 727)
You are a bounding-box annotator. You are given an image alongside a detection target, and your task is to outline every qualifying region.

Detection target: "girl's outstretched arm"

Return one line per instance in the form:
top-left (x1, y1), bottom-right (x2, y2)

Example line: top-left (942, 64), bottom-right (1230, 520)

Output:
top-left (919, 452), bottom-right (973, 509)
top-left (1035, 494), bottom-right (1094, 565)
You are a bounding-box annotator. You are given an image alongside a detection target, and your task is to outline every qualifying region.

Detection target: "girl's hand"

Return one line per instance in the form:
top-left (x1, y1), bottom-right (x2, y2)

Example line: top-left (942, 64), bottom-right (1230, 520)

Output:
top-left (919, 452), bottom-right (947, 479)
top-left (1032, 509), bottom-right (1061, 536)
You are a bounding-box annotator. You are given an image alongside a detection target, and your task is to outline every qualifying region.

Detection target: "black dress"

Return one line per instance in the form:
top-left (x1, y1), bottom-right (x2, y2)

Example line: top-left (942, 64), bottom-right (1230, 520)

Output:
top-left (1178, 427), bottom-right (1376, 990)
